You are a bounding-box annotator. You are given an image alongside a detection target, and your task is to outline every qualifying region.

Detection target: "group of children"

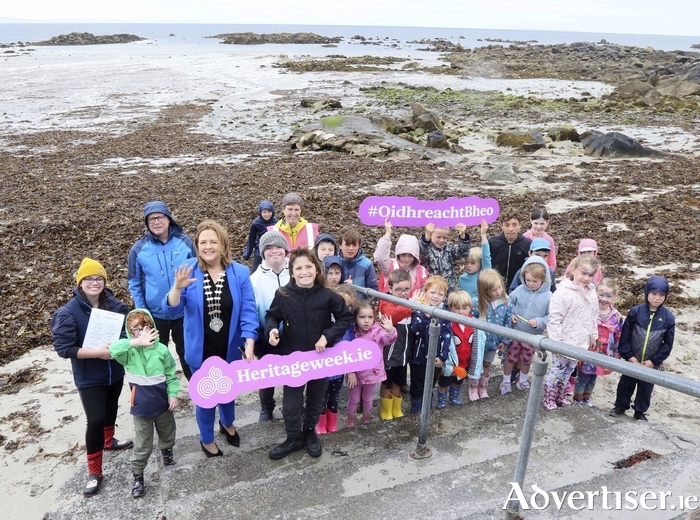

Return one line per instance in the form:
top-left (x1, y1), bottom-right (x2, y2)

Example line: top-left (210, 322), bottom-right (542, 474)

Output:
top-left (103, 201), bottom-right (675, 497)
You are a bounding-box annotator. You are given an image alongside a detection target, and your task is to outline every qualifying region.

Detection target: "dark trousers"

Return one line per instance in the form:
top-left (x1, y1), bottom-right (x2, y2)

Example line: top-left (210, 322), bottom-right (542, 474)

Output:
top-left (78, 378), bottom-right (123, 454)
top-left (282, 378), bottom-right (328, 438)
top-left (322, 378), bottom-right (343, 413)
top-left (259, 387), bottom-right (276, 413)
top-left (614, 374), bottom-right (654, 413)
top-left (153, 316), bottom-right (191, 380)
top-left (409, 363), bottom-right (440, 401)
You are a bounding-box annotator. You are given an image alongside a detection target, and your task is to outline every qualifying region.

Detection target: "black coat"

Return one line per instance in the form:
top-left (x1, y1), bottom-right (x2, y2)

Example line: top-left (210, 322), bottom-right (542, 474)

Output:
top-left (265, 281), bottom-right (353, 354)
top-left (488, 232), bottom-right (532, 292)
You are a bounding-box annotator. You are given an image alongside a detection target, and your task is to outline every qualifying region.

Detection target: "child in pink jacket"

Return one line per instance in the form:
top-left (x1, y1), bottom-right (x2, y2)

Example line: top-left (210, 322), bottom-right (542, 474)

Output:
top-left (375, 219), bottom-right (429, 297)
top-left (543, 256), bottom-right (600, 410)
top-left (346, 300), bottom-right (398, 426)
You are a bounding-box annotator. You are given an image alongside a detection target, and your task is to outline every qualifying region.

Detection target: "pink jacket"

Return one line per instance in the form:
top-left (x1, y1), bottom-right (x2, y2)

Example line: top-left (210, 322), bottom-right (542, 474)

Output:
top-left (546, 277), bottom-right (598, 350)
top-left (353, 322), bottom-right (398, 384)
top-left (375, 234), bottom-right (429, 295)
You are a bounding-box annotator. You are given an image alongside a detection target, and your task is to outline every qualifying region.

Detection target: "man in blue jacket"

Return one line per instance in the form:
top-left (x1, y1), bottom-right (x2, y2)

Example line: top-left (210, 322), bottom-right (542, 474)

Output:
top-left (128, 201), bottom-right (196, 379)
top-left (610, 276), bottom-right (675, 421)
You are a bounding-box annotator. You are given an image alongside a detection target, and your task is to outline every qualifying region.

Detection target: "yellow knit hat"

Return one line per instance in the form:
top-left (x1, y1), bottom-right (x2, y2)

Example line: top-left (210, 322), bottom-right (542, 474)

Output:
top-left (76, 258), bottom-right (108, 286)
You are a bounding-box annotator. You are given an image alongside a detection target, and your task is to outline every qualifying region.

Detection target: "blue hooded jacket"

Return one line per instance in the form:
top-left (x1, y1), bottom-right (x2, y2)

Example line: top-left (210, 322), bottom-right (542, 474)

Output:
top-left (323, 255), bottom-right (346, 282)
top-left (339, 247), bottom-right (379, 297)
top-left (128, 201), bottom-right (196, 320)
top-left (508, 256), bottom-right (551, 335)
top-left (243, 201), bottom-right (278, 260)
top-left (618, 276), bottom-right (675, 367)
top-left (315, 234), bottom-right (338, 258)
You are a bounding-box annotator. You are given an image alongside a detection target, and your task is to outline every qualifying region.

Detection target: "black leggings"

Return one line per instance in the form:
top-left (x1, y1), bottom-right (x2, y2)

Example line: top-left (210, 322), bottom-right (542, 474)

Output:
top-left (78, 378), bottom-right (123, 454)
top-left (153, 316), bottom-right (190, 380)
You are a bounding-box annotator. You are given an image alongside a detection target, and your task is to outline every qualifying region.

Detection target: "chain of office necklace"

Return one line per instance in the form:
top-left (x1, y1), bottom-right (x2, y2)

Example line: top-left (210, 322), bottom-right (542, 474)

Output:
top-left (204, 271), bottom-right (226, 332)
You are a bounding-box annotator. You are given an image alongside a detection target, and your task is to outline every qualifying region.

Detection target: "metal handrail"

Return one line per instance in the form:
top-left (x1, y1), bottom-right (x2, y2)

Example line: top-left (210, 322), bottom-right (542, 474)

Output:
top-left (353, 286), bottom-right (700, 519)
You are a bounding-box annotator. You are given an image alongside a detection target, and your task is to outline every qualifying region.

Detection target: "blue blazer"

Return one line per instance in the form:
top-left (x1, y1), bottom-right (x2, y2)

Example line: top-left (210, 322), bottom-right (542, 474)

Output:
top-left (162, 259), bottom-right (258, 371)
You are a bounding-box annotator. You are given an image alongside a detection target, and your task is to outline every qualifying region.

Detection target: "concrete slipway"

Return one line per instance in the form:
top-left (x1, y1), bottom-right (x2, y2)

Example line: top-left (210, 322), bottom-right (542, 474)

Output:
top-left (43, 383), bottom-right (699, 520)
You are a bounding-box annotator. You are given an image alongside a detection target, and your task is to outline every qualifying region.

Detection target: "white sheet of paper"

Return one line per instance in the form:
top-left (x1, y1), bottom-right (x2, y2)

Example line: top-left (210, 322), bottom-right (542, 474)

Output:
top-left (82, 309), bottom-right (125, 350)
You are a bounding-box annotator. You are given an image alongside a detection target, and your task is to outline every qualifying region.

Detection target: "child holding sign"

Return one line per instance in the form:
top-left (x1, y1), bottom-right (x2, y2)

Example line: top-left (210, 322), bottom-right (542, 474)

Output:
top-left (375, 219), bottom-right (429, 297)
top-left (419, 223), bottom-right (470, 293)
top-left (266, 248), bottom-right (353, 459)
top-left (346, 300), bottom-right (398, 426)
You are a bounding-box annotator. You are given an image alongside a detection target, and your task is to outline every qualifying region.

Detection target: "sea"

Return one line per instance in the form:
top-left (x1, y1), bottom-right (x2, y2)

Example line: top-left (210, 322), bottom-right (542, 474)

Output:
top-left (1, 23), bottom-right (699, 52)
top-left (1, 24), bottom-right (698, 143)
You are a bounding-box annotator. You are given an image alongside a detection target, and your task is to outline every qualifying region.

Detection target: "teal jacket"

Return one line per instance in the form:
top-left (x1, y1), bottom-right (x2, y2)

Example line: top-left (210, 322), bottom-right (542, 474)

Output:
top-left (109, 309), bottom-right (180, 419)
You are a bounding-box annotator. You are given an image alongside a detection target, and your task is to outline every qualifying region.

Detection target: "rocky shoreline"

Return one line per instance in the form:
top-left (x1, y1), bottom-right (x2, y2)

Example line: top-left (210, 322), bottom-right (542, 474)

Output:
top-left (1, 32), bottom-right (145, 48)
top-left (209, 32), bottom-right (342, 45)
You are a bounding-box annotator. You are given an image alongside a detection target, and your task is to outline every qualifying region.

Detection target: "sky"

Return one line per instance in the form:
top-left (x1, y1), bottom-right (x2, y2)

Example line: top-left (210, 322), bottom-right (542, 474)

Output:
top-left (1, 0), bottom-right (698, 38)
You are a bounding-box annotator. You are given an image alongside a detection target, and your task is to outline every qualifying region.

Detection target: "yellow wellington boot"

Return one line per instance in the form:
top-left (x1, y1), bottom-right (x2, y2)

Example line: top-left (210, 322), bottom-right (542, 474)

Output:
top-left (391, 395), bottom-right (404, 419)
top-left (379, 397), bottom-right (394, 420)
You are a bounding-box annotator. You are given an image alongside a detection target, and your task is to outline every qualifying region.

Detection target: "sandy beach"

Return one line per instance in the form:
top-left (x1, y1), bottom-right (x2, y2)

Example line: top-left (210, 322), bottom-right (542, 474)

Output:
top-left (1, 27), bottom-right (700, 518)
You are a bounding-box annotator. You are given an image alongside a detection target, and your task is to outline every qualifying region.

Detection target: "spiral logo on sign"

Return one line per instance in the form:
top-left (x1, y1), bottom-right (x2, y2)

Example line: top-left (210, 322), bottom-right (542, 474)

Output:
top-left (197, 366), bottom-right (233, 398)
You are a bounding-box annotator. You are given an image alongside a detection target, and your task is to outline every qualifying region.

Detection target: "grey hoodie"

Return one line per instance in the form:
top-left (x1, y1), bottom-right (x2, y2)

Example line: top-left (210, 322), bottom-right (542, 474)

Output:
top-left (508, 255), bottom-right (551, 334)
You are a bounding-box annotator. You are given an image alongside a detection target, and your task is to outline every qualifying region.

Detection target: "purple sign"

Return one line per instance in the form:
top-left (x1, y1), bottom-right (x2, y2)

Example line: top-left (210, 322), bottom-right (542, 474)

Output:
top-left (189, 339), bottom-right (381, 408)
top-left (358, 196), bottom-right (500, 227)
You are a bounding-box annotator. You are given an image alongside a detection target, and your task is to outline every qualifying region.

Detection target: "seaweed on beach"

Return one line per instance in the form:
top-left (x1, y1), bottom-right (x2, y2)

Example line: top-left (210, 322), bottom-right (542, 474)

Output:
top-left (0, 367), bottom-right (47, 394)
top-left (1, 102), bottom-right (700, 367)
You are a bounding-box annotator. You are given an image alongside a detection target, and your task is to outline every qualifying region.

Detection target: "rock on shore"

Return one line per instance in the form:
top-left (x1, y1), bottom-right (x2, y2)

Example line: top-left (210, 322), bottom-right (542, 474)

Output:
top-left (31, 32), bottom-right (145, 46)
top-left (210, 32), bottom-right (342, 45)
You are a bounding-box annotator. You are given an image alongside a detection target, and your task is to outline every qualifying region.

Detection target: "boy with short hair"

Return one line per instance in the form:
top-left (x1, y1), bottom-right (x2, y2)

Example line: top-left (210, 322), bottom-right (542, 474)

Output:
top-left (323, 256), bottom-right (345, 288)
top-left (488, 208), bottom-right (531, 292)
top-left (419, 222), bottom-right (470, 293)
top-left (243, 200), bottom-right (278, 272)
top-left (610, 276), bottom-right (675, 421)
top-left (378, 269), bottom-right (414, 420)
top-left (315, 234), bottom-right (338, 262)
top-left (108, 310), bottom-right (180, 499)
top-left (509, 238), bottom-right (557, 293)
top-left (250, 230), bottom-right (290, 422)
top-left (337, 226), bottom-right (379, 296)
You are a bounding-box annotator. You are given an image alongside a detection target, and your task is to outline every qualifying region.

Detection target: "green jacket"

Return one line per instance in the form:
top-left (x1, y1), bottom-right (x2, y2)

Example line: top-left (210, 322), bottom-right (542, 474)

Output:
top-left (109, 309), bottom-right (180, 418)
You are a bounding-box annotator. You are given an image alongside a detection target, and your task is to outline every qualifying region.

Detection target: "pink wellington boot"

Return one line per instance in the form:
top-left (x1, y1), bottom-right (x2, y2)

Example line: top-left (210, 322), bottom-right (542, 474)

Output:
top-left (346, 411), bottom-right (356, 428)
top-left (315, 411), bottom-right (327, 435)
top-left (555, 382), bottom-right (572, 407)
top-left (362, 410), bottom-right (372, 425)
top-left (326, 410), bottom-right (338, 432)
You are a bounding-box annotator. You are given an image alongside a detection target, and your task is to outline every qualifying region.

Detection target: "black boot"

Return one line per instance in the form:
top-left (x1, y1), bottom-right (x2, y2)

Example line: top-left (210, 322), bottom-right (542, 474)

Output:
top-left (269, 433), bottom-right (304, 460)
top-left (303, 426), bottom-right (322, 458)
top-left (131, 474), bottom-right (145, 498)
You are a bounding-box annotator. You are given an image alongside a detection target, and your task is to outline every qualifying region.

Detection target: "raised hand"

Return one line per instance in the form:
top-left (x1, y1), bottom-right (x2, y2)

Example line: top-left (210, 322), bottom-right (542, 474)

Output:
top-left (174, 265), bottom-right (196, 290)
top-left (269, 329), bottom-right (280, 346)
top-left (379, 313), bottom-right (394, 332)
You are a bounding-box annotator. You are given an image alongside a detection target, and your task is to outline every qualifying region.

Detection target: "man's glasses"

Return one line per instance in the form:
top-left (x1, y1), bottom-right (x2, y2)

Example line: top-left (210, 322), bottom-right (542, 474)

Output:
top-left (147, 215), bottom-right (166, 224)
top-left (83, 277), bottom-right (104, 285)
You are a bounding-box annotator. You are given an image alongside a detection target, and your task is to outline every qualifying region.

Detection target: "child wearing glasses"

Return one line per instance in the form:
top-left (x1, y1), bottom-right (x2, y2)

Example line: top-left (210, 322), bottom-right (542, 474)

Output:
top-left (375, 219), bottom-right (429, 298)
top-left (542, 256), bottom-right (600, 411)
top-left (574, 279), bottom-right (623, 406)
top-left (108, 309), bottom-right (180, 498)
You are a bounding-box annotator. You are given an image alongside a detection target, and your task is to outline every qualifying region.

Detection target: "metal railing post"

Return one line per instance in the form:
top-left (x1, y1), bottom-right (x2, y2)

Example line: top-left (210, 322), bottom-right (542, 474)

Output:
top-left (505, 348), bottom-right (549, 520)
top-left (411, 317), bottom-right (440, 459)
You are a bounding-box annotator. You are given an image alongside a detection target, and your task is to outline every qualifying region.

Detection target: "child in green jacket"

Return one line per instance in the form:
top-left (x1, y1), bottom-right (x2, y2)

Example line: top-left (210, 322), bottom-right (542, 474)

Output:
top-left (108, 309), bottom-right (180, 499)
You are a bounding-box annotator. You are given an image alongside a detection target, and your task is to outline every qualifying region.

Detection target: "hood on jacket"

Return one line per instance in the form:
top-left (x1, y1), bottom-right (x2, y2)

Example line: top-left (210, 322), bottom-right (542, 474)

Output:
top-left (143, 201), bottom-right (183, 237)
top-left (518, 255), bottom-right (551, 292)
top-left (645, 276), bottom-right (669, 299)
top-left (323, 255), bottom-right (345, 281)
top-left (259, 200), bottom-right (275, 219)
top-left (315, 234), bottom-right (338, 256)
top-left (578, 238), bottom-right (598, 256)
top-left (395, 234), bottom-right (421, 265)
top-left (123, 308), bottom-right (160, 343)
